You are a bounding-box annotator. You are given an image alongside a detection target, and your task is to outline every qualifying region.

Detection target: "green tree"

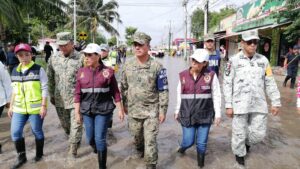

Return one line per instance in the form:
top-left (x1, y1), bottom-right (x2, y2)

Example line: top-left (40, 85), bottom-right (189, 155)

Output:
top-left (108, 36), bottom-right (117, 46)
top-left (190, 8), bottom-right (204, 39)
top-left (190, 6), bottom-right (236, 39)
top-left (71, 0), bottom-right (121, 43)
top-left (275, 0), bottom-right (300, 43)
top-left (125, 26), bottom-right (137, 46)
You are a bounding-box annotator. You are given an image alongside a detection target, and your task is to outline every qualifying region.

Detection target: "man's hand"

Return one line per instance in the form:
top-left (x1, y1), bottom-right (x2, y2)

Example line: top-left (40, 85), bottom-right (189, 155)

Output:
top-left (75, 112), bottom-right (82, 124)
top-left (118, 110), bottom-right (125, 122)
top-left (159, 114), bottom-right (166, 124)
top-left (226, 108), bottom-right (234, 118)
top-left (50, 97), bottom-right (55, 105)
top-left (271, 106), bottom-right (279, 116)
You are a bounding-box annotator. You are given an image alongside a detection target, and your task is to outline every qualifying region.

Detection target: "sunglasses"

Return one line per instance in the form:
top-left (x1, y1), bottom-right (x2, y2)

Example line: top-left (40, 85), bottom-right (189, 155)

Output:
top-left (245, 40), bottom-right (258, 45)
top-left (133, 42), bottom-right (145, 47)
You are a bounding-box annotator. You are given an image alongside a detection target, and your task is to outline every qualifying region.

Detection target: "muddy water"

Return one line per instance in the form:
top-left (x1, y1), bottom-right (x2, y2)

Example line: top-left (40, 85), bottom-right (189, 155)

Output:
top-left (0, 56), bottom-right (300, 169)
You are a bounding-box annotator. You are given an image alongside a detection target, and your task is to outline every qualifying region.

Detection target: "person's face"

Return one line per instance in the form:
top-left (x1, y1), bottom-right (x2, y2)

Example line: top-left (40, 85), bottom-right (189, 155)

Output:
top-left (191, 58), bottom-right (207, 72)
top-left (133, 42), bottom-right (149, 58)
top-left (84, 53), bottom-right (100, 67)
top-left (242, 39), bottom-right (258, 56)
top-left (293, 48), bottom-right (299, 55)
top-left (204, 40), bottom-right (215, 50)
top-left (100, 50), bottom-right (109, 59)
top-left (58, 42), bottom-right (73, 56)
top-left (264, 43), bottom-right (270, 52)
top-left (8, 45), bottom-right (14, 51)
top-left (16, 51), bottom-right (32, 65)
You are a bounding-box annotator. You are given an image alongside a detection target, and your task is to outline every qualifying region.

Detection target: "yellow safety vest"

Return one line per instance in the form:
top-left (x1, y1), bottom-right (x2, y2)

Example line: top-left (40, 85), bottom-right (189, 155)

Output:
top-left (11, 61), bottom-right (42, 114)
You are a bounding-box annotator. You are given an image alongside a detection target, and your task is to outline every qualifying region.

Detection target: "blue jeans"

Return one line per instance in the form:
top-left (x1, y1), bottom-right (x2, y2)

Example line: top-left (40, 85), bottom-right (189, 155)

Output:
top-left (11, 113), bottom-right (44, 141)
top-left (180, 124), bottom-right (211, 154)
top-left (83, 114), bottom-right (112, 151)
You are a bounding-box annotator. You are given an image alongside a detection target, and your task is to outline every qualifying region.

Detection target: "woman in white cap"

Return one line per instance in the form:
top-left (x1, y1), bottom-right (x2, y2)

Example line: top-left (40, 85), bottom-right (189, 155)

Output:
top-left (8, 43), bottom-right (48, 169)
top-left (74, 43), bottom-right (125, 169)
top-left (174, 49), bottom-right (221, 168)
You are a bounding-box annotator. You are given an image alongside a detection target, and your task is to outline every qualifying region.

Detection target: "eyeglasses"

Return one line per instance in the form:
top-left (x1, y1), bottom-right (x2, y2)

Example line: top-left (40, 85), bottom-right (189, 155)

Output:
top-left (245, 40), bottom-right (258, 45)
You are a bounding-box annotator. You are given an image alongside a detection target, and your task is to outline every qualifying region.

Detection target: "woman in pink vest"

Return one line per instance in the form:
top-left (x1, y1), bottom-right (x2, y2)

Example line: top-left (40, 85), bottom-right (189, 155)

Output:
top-left (174, 49), bottom-right (221, 168)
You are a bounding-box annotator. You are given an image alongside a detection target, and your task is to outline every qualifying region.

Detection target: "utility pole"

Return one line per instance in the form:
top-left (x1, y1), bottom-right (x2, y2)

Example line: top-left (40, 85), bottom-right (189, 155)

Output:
top-left (204, 0), bottom-right (209, 35)
top-left (168, 20), bottom-right (172, 54)
top-left (183, 0), bottom-right (188, 60)
top-left (74, 0), bottom-right (77, 44)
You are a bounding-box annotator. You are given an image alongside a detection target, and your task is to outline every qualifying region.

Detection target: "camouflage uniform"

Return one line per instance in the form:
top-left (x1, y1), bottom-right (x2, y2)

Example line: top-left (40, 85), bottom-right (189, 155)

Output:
top-left (47, 32), bottom-right (84, 149)
top-left (223, 51), bottom-right (281, 157)
top-left (121, 32), bottom-right (169, 166)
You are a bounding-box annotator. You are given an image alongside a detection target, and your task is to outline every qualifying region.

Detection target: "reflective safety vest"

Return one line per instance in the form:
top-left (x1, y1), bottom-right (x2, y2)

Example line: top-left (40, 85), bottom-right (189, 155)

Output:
top-left (11, 61), bottom-right (42, 114)
top-left (109, 51), bottom-right (117, 65)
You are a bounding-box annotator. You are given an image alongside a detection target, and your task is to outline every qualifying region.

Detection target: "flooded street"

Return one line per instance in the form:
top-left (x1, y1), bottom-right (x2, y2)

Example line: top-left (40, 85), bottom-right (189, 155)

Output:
top-left (1, 56), bottom-right (300, 169)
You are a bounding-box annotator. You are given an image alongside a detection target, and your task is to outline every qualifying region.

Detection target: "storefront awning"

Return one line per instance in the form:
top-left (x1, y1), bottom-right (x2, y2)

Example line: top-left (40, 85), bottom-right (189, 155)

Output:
top-left (218, 22), bottom-right (291, 39)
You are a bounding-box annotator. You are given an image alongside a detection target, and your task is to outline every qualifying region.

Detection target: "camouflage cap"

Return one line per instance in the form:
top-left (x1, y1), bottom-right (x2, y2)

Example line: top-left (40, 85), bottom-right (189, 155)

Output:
top-left (242, 30), bottom-right (260, 41)
top-left (133, 32), bottom-right (152, 45)
top-left (99, 44), bottom-right (110, 51)
top-left (56, 32), bottom-right (73, 45)
top-left (204, 34), bottom-right (215, 41)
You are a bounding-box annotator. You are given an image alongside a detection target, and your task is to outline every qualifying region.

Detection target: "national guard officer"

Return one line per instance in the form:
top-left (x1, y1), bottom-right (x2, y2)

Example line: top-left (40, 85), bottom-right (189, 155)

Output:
top-left (223, 30), bottom-right (281, 166)
top-left (47, 32), bottom-right (84, 158)
top-left (120, 32), bottom-right (169, 169)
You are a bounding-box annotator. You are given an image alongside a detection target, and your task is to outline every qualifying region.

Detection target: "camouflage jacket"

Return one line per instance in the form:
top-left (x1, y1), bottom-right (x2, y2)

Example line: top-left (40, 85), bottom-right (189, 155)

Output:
top-left (223, 51), bottom-right (281, 114)
top-left (121, 57), bottom-right (169, 119)
top-left (47, 50), bottom-right (83, 109)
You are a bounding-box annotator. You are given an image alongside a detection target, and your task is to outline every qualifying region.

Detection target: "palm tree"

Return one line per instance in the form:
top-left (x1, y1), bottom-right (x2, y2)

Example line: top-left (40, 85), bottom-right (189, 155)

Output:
top-left (70, 0), bottom-right (121, 42)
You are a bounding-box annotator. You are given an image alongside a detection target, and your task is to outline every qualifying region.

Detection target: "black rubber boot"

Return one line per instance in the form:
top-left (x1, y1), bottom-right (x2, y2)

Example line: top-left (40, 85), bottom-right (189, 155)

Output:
top-left (177, 147), bottom-right (185, 154)
top-left (33, 139), bottom-right (44, 162)
top-left (246, 144), bottom-right (250, 153)
top-left (146, 164), bottom-right (156, 169)
top-left (197, 152), bottom-right (205, 168)
top-left (97, 149), bottom-right (107, 169)
top-left (235, 155), bottom-right (245, 166)
top-left (11, 138), bottom-right (27, 169)
top-left (0, 144), bottom-right (2, 154)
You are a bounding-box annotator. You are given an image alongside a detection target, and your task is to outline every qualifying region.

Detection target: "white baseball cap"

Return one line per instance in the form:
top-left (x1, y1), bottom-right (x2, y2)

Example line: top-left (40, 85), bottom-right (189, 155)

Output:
top-left (190, 49), bottom-right (209, 63)
top-left (82, 43), bottom-right (101, 54)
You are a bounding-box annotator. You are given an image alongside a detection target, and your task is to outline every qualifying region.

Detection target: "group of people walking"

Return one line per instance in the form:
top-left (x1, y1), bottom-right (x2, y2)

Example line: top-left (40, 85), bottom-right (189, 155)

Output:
top-left (1, 29), bottom-right (296, 169)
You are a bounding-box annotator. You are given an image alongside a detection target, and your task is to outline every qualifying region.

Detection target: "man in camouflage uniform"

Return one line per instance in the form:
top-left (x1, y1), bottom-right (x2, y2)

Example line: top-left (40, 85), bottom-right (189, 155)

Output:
top-left (121, 32), bottom-right (169, 169)
top-left (223, 30), bottom-right (281, 166)
top-left (47, 32), bottom-right (83, 158)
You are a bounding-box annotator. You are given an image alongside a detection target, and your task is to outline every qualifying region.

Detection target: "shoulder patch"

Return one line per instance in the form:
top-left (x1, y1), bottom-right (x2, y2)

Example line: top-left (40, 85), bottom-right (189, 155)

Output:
top-left (102, 69), bottom-right (110, 78)
top-left (265, 65), bottom-right (272, 76)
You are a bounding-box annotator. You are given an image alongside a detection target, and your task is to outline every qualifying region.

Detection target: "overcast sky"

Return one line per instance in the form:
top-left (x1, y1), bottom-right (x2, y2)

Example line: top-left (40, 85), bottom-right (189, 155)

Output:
top-left (65, 0), bottom-right (248, 46)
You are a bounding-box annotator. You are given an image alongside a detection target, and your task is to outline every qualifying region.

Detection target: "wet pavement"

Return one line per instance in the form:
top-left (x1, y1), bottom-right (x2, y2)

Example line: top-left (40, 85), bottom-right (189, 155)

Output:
top-left (0, 56), bottom-right (300, 169)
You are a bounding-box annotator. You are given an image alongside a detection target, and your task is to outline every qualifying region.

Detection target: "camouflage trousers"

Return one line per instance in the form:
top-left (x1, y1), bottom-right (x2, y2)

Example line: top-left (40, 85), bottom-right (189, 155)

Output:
top-left (232, 113), bottom-right (267, 157)
top-left (56, 107), bottom-right (83, 144)
top-left (128, 117), bottom-right (159, 165)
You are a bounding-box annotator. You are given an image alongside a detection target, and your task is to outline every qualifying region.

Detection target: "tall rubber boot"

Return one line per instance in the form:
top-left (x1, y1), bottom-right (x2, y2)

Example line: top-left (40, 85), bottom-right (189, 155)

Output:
top-left (0, 144), bottom-right (2, 154)
top-left (97, 149), bottom-right (107, 169)
top-left (11, 138), bottom-right (27, 169)
top-left (235, 155), bottom-right (245, 166)
top-left (197, 152), bottom-right (205, 168)
top-left (34, 139), bottom-right (44, 162)
top-left (89, 139), bottom-right (97, 154)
